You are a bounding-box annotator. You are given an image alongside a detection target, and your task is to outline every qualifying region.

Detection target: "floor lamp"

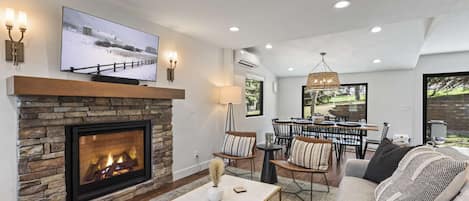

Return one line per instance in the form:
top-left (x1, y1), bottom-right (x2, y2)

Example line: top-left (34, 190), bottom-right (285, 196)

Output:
top-left (219, 86), bottom-right (242, 132)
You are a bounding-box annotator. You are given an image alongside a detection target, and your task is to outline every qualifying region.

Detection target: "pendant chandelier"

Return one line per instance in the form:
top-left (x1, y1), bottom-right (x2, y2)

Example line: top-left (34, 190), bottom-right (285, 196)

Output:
top-left (306, 52), bottom-right (340, 90)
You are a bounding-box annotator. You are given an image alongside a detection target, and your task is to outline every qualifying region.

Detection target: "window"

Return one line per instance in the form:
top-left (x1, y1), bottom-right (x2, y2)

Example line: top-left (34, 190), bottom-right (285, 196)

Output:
top-left (302, 83), bottom-right (368, 122)
top-left (423, 72), bottom-right (469, 147)
top-left (245, 78), bottom-right (264, 117)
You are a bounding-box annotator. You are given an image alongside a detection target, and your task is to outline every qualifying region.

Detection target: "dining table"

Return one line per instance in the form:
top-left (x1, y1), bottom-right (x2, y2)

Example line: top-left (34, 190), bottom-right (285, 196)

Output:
top-left (273, 120), bottom-right (379, 159)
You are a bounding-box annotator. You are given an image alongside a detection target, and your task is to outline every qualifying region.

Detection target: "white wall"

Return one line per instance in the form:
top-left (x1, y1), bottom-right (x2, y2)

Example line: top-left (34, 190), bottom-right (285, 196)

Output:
top-left (232, 53), bottom-right (278, 143)
top-left (0, 1), bottom-right (227, 199)
top-left (277, 51), bottom-right (469, 144)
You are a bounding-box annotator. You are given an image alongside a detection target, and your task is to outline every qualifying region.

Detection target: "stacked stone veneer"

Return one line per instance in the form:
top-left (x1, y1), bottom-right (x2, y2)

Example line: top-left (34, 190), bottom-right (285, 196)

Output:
top-left (17, 96), bottom-right (173, 201)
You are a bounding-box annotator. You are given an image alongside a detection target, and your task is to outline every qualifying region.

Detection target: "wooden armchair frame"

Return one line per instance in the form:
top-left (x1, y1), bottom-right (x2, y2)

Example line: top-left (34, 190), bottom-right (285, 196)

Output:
top-left (213, 131), bottom-right (257, 179)
top-left (270, 137), bottom-right (333, 201)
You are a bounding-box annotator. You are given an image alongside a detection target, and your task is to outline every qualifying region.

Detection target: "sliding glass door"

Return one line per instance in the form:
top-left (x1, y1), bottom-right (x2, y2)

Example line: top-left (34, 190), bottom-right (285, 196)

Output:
top-left (423, 72), bottom-right (469, 147)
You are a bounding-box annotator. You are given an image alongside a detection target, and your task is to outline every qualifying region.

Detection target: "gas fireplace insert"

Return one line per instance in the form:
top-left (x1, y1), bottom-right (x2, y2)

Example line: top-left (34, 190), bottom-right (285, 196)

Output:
top-left (65, 120), bottom-right (152, 201)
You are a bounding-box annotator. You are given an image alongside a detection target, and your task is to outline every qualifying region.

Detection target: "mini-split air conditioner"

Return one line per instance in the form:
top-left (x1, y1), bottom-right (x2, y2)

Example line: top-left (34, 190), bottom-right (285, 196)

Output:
top-left (234, 50), bottom-right (260, 69)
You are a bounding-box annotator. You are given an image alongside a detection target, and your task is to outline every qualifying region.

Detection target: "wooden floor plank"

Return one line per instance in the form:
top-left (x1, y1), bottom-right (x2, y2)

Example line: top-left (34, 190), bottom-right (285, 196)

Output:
top-left (129, 169), bottom-right (209, 201)
top-left (132, 149), bottom-right (374, 201)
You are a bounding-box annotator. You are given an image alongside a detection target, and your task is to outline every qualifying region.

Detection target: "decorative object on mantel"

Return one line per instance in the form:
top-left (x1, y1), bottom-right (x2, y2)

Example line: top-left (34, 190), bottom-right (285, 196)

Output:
top-left (4, 8), bottom-right (28, 66)
top-left (219, 86), bottom-right (242, 131)
top-left (208, 158), bottom-right (225, 201)
top-left (306, 52), bottom-right (340, 90)
top-left (167, 51), bottom-right (178, 82)
top-left (6, 76), bottom-right (185, 99)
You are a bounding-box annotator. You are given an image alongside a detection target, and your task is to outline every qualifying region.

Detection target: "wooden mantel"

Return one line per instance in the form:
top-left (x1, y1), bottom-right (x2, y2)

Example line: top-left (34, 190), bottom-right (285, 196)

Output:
top-left (7, 76), bottom-right (185, 99)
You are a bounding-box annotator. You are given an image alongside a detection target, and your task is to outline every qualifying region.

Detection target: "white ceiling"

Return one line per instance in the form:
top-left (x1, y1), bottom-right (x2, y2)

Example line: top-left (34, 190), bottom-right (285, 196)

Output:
top-left (420, 12), bottom-right (469, 55)
top-left (102, 0), bottom-right (469, 76)
top-left (251, 20), bottom-right (427, 76)
top-left (105, 0), bottom-right (469, 49)
top-left (252, 11), bottom-right (469, 76)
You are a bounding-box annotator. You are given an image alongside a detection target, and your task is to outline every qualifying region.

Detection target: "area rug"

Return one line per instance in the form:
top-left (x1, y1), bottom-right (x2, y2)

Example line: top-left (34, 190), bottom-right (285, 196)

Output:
top-left (150, 167), bottom-right (337, 201)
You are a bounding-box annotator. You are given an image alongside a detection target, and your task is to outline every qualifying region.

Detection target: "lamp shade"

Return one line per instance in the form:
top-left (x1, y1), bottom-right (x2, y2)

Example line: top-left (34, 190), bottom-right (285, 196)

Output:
top-left (306, 72), bottom-right (340, 90)
top-left (219, 86), bottom-right (242, 104)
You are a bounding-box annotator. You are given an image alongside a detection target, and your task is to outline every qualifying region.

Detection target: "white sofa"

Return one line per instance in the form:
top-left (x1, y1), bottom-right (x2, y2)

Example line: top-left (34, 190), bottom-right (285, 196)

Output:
top-left (336, 147), bottom-right (469, 201)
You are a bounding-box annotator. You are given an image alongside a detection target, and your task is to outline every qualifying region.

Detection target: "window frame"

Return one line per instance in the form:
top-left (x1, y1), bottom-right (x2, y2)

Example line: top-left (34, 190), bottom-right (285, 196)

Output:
top-left (301, 83), bottom-right (368, 121)
top-left (245, 78), bottom-right (264, 117)
top-left (422, 71), bottom-right (469, 145)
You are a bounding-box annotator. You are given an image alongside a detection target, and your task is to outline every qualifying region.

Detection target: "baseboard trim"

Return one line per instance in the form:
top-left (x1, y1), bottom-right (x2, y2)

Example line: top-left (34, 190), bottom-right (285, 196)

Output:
top-left (173, 160), bottom-right (210, 181)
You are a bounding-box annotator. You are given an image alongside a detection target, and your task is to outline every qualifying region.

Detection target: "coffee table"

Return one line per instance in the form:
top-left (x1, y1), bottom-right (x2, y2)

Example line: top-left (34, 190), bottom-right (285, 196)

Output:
top-left (172, 175), bottom-right (281, 201)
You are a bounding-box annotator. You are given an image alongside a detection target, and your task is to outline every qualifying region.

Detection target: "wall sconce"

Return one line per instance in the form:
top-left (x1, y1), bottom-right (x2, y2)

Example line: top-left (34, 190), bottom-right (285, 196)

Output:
top-left (167, 51), bottom-right (178, 82)
top-left (4, 8), bottom-right (27, 66)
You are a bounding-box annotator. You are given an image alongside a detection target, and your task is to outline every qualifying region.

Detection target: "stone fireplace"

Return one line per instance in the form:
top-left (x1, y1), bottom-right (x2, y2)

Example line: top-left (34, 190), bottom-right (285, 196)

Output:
top-left (9, 76), bottom-right (184, 201)
top-left (65, 120), bottom-right (152, 200)
top-left (17, 96), bottom-right (174, 201)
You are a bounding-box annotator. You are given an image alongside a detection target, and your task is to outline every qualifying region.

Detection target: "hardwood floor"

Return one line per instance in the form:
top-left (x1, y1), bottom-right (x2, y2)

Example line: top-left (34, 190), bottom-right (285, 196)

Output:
top-left (132, 148), bottom-right (374, 201)
top-left (235, 148), bottom-right (374, 187)
top-left (130, 169), bottom-right (209, 201)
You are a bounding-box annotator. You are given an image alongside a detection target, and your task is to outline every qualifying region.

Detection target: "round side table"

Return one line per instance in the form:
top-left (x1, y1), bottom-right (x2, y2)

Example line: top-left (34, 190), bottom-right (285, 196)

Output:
top-left (256, 144), bottom-right (283, 184)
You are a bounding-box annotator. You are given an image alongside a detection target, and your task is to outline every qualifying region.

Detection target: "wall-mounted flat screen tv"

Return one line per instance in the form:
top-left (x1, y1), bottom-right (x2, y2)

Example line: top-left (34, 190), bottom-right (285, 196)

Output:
top-left (61, 7), bottom-right (159, 81)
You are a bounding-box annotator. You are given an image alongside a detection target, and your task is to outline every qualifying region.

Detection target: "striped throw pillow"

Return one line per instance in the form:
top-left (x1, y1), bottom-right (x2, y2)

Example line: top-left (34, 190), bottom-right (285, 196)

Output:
top-left (375, 146), bottom-right (468, 201)
top-left (221, 134), bottom-right (255, 157)
top-left (288, 139), bottom-right (331, 171)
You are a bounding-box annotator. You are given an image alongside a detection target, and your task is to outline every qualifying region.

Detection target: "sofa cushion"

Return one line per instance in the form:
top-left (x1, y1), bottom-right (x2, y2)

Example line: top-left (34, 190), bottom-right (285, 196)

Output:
top-left (374, 146), bottom-right (467, 201)
top-left (454, 180), bottom-right (469, 201)
top-left (438, 147), bottom-right (469, 201)
top-left (437, 147), bottom-right (469, 161)
top-left (336, 176), bottom-right (377, 201)
top-left (364, 138), bottom-right (414, 183)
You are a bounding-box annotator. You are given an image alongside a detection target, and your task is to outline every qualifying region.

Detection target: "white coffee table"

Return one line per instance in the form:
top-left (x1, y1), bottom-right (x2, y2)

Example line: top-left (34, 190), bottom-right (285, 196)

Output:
top-left (172, 175), bottom-right (281, 201)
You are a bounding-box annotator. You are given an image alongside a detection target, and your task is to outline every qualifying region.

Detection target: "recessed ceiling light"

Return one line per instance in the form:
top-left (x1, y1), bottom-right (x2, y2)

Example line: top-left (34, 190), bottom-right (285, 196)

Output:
top-left (229, 26), bottom-right (239, 32)
top-left (288, 67), bottom-right (294, 71)
top-left (334, 1), bottom-right (351, 8)
top-left (370, 26), bottom-right (382, 33)
top-left (373, 59), bottom-right (382, 64)
top-left (265, 43), bottom-right (273, 49)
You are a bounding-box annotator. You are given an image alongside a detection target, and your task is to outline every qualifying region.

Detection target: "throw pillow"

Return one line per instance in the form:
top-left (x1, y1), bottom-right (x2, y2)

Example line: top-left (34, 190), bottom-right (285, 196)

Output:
top-left (288, 139), bottom-right (332, 171)
top-left (375, 146), bottom-right (468, 201)
top-left (363, 138), bottom-right (414, 183)
top-left (453, 180), bottom-right (469, 201)
top-left (221, 134), bottom-right (255, 157)
top-left (452, 167), bottom-right (469, 201)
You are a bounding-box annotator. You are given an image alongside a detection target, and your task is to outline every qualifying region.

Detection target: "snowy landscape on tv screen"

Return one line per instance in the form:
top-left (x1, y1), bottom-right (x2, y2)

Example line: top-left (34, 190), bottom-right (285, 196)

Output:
top-left (61, 7), bottom-right (159, 81)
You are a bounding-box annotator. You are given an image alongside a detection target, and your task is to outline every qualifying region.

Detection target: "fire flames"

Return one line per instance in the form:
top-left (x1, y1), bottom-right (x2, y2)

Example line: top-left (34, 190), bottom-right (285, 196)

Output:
top-left (117, 156), bottom-right (124, 163)
top-left (83, 146), bottom-right (139, 184)
top-left (105, 152), bottom-right (114, 167)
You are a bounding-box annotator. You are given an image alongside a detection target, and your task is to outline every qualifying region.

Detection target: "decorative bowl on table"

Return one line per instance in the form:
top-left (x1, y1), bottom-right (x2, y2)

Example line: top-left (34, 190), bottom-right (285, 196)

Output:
top-left (295, 120), bottom-right (313, 124)
top-left (314, 121), bottom-right (335, 126)
top-left (336, 122), bottom-right (362, 127)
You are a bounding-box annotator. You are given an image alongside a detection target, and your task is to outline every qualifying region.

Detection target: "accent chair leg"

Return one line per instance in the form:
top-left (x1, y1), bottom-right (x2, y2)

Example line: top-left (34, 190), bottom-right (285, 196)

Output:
top-left (322, 173), bottom-right (330, 193)
top-left (253, 158), bottom-right (256, 172)
top-left (250, 159), bottom-right (254, 180)
top-left (364, 142), bottom-right (369, 154)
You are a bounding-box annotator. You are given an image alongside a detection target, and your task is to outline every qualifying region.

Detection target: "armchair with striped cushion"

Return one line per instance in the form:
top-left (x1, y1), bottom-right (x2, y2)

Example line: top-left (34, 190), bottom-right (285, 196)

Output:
top-left (271, 136), bottom-right (333, 201)
top-left (213, 131), bottom-right (257, 179)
